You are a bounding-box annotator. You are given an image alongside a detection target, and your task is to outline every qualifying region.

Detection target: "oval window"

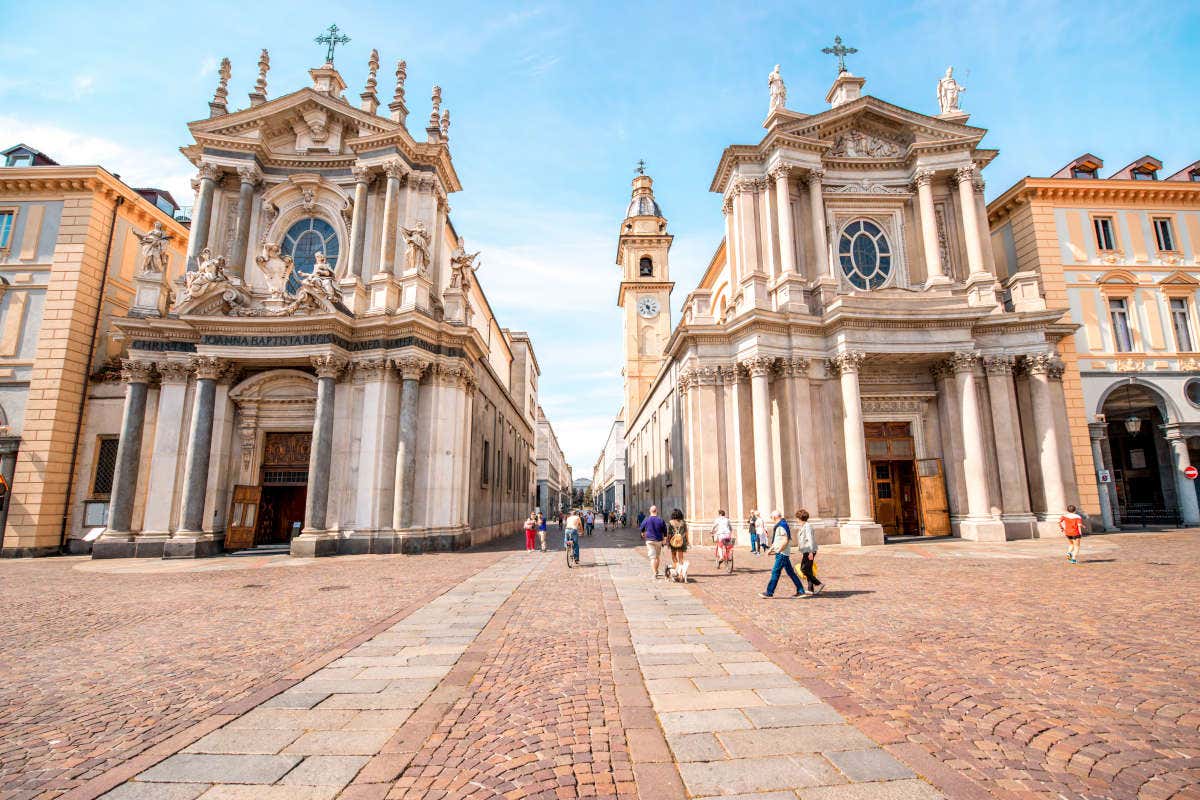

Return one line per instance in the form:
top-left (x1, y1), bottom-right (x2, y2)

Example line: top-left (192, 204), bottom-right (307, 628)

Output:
top-left (1186, 378), bottom-right (1200, 408)
top-left (838, 219), bottom-right (892, 290)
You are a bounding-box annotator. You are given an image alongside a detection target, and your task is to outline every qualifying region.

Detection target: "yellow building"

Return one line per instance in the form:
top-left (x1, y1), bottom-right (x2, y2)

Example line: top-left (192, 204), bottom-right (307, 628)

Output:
top-left (0, 145), bottom-right (189, 556)
top-left (989, 154), bottom-right (1200, 528)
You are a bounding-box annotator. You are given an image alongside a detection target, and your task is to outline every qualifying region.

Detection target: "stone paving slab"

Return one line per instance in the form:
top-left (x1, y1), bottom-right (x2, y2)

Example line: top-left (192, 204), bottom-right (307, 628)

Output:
top-left (137, 754), bottom-right (303, 784)
top-left (605, 543), bottom-right (945, 799)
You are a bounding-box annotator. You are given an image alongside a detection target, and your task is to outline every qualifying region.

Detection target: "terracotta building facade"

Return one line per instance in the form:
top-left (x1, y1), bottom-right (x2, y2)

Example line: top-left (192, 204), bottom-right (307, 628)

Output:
top-left (621, 63), bottom-right (1084, 546)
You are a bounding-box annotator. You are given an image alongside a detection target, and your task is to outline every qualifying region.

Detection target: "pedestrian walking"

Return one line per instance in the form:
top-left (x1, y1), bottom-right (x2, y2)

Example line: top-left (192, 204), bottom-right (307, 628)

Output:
top-left (666, 508), bottom-right (690, 582)
top-left (524, 512), bottom-right (537, 552)
top-left (1060, 504), bottom-right (1084, 563)
top-left (711, 509), bottom-right (734, 568)
top-left (637, 510), bottom-right (645, 527)
top-left (585, 510), bottom-right (595, 536)
top-left (538, 512), bottom-right (548, 552)
top-left (760, 510), bottom-right (804, 598)
top-left (564, 508), bottom-right (582, 563)
top-left (747, 510), bottom-right (760, 554)
top-left (640, 505), bottom-right (667, 579)
top-left (795, 508), bottom-right (824, 595)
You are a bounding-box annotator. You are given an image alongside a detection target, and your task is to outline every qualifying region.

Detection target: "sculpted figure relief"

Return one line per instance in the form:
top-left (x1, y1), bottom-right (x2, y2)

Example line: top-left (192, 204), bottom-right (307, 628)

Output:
top-left (937, 66), bottom-right (965, 114)
top-left (400, 220), bottom-right (432, 272)
top-left (449, 237), bottom-right (480, 290)
top-left (136, 222), bottom-right (172, 274)
top-left (254, 241), bottom-right (295, 298)
top-left (288, 252), bottom-right (343, 313)
top-left (768, 64), bottom-right (787, 112)
top-left (180, 247), bottom-right (231, 302)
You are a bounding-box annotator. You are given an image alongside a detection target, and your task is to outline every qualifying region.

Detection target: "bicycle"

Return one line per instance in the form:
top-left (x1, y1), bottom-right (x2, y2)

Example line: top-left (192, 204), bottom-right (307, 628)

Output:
top-left (715, 535), bottom-right (735, 573)
top-left (565, 529), bottom-right (580, 568)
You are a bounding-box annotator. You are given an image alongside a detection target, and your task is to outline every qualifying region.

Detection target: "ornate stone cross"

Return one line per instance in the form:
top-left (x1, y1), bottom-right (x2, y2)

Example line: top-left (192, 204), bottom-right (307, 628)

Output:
top-left (635, 159), bottom-right (646, 176)
top-left (315, 24), bottom-right (351, 64)
top-left (821, 35), bottom-right (858, 73)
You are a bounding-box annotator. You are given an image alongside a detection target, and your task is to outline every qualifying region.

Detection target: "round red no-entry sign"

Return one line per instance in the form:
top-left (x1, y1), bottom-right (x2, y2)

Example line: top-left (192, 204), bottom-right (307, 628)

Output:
top-left (1186, 466), bottom-right (1198, 480)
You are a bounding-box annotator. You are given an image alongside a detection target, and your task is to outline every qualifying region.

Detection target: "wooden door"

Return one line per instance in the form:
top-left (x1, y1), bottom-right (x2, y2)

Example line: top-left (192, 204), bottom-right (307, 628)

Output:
top-left (871, 461), bottom-right (900, 535)
top-left (916, 458), bottom-right (951, 537)
top-left (226, 485), bottom-right (262, 550)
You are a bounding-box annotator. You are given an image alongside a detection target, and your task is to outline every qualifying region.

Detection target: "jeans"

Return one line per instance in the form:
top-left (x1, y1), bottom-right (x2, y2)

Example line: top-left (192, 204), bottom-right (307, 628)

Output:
top-left (749, 533), bottom-right (760, 553)
top-left (565, 530), bottom-right (580, 561)
top-left (799, 552), bottom-right (822, 592)
top-left (765, 553), bottom-right (803, 596)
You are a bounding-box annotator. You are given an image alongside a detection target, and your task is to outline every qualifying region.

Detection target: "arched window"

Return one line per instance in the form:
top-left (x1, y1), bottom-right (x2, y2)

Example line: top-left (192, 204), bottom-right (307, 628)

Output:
top-left (639, 256), bottom-right (653, 277)
top-left (282, 217), bottom-right (340, 293)
top-left (838, 219), bottom-right (892, 290)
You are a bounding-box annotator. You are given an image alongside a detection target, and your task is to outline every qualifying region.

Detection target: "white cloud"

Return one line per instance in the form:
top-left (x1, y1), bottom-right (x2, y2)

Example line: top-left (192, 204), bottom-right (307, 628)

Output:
top-left (196, 56), bottom-right (219, 81)
top-left (0, 115), bottom-right (194, 202)
top-left (71, 74), bottom-right (96, 99)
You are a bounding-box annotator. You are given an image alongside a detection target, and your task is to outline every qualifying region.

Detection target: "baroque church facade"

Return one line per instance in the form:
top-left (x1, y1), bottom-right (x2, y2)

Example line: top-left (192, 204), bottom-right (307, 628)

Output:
top-left (620, 61), bottom-right (1083, 546)
top-left (88, 45), bottom-right (546, 558)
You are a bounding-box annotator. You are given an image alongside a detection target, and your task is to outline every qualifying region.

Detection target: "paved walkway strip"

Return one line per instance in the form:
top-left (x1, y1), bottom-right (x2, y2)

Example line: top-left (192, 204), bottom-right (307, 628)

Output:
top-left (99, 555), bottom-right (542, 800)
top-left (606, 546), bottom-right (946, 800)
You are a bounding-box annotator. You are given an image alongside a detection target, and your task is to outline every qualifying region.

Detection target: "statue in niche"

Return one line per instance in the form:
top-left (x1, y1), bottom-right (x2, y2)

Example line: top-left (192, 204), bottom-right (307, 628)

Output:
top-left (254, 241), bottom-right (295, 298)
top-left (449, 237), bottom-right (480, 290)
top-left (768, 64), bottom-right (787, 112)
top-left (400, 220), bottom-right (431, 272)
top-left (937, 66), bottom-right (965, 114)
top-left (136, 222), bottom-right (173, 273)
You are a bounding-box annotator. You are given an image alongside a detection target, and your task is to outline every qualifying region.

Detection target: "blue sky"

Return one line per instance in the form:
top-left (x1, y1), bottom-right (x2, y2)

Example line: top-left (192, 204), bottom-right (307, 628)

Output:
top-left (2, 0), bottom-right (1197, 477)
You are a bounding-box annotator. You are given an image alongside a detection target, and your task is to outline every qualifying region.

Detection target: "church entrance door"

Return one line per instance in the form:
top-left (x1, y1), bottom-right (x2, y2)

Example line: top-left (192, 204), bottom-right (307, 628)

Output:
top-left (255, 432), bottom-right (311, 545)
top-left (865, 422), bottom-right (920, 536)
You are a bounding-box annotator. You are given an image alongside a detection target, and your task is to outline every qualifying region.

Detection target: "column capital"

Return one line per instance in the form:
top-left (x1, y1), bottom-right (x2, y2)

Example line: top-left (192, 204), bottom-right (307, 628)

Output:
top-left (236, 165), bottom-right (262, 186)
top-left (721, 197), bottom-right (734, 216)
top-left (1088, 421), bottom-right (1109, 440)
top-left (120, 359), bottom-right (155, 384)
top-left (155, 360), bottom-right (192, 384)
top-left (911, 168), bottom-right (935, 189)
top-left (804, 168), bottom-right (826, 186)
top-left (392, 356), bottom-right (430, 381)
top-left (189, 355), bottom-right (226, 381)
top-left (1162, 424), bottom-right (1190, 444)
top-left (954, 163), bottom-right (977, 183)
top-left (694, 366), bottom-right (722, 386)
top-left (1021, 352), bottom-right (1064, 379)
top-left (718, 363), bottom-right (745, 384)
top-left (351, 164), bottom-right (374, 184)
top-left (731, 178), bottom-right (760, 196)
top-left (353, 357), bottom-right (392, 382)
top-left (311, 354), bottom-right (349, 380)
top-left (740, 355), bottom-right (777, 378)
top-left (768, 164), bottom-right (792, 182)
top-left (827, 351), bottom-right (866, 376)
top-left (982, 354), bottom-right (1016, 375)
top-left (382, 159), bottom-right (407, 181)
top-left (777, 356), bottom-right (811, 377)
top-left (196, 162), bottom-right (222, 182)
top-left (950, 350), bottom-right (981, 374)
top-left (929, 360), bottom-right (955, 381)
top-left (432, 361), bottom-right (476, 391)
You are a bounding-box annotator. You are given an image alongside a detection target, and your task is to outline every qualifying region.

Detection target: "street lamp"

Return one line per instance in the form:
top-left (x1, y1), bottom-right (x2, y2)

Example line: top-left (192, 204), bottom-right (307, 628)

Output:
top-left (1122, 378), bottom-right (1142, 435)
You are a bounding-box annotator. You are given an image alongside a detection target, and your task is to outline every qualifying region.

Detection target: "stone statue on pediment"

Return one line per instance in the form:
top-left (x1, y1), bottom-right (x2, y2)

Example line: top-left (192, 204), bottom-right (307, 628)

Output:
top-left (400, 220), bottom-right (432, 272)
top-left (136, 222), bottom-right (172, 274)
top-left (768, 64), bottom-right (787, 112)
top-left (180, 248), bottom-right (230, 302)
top-left (937, 66), bottom-right (965, 114)
top-left (449, 237), bottom-right (480, 290)
top-left (286, 252), bottom-right (344, 314)
top-left (254, 241), bottom-right (295, 298)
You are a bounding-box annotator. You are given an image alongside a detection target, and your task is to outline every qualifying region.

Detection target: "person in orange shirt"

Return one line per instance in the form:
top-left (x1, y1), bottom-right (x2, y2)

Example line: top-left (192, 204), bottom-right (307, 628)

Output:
top-left (1059, 504), bottom-right (1084, 563)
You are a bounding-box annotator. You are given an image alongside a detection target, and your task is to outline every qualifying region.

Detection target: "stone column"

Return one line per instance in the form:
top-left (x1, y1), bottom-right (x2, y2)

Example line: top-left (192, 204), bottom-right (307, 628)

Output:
top-left (1024, 354), bottom-right (1068, 523)
top-left (1088, 422), bottom-right (1117, 531)
top-left (185, 162), bottom-right (221, 268)
top-left (101, 360), bottom-right (154, 539)
top-left (806, 169), bottom-right (830, 279)
top-left (951, 353), bottom-right (1006, 540)
top-left (913, 169), bottom-right (947, 285)
top-left (229, 165), bottom-right (260, 276)
top-left (956, 164), bottom-right (986, 276)
top-left (722, 198), bottom-right (737, 286)
top-left (392, 356), bottom-right (428, 530)
top-left (176, 357), bottom-right (224, 539)
top-left (302, 355), bottom-right (346, 538)
top-left (744, 356), bottom-right (777, 516)
top-left (758, 182), bottom-right (778, 278)
top-left (829, 352), bottom-right (883, 545)
top-left (379, 160), bottom-right (404, 273)
top-left (983, 356), bottom-right (1033, 525)
top-left (771, 165), bottom-right (796, 275)
top-left (349, 166), bottom-right (372, 280)
top-left (353, 359), bottom-right (392, 535)
top-left (140, 362), bottom-right (191, 539)
top-left (1164, 428), bottom-right (1200, 526)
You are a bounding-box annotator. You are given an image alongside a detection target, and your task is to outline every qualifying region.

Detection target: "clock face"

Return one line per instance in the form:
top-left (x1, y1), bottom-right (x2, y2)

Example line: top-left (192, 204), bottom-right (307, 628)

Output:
top-left (637, 297), bottom-right (661, 318)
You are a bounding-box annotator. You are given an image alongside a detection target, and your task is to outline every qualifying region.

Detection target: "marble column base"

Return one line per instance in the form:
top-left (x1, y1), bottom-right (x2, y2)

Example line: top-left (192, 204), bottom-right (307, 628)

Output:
top-left (1034, 517), bottom-right (1065, 539)
top-left (838, 521), bottom-right (885, 547)
top-left (291, 531), bottom-right (338, 558)
top-left (923, 274), bottom-right (953, 291)
top-left (164, 533), bottom-right (223, 559)
top-left (92, 535), bottom-right (170, 559)
top-left (1001, 515), bottom-right (1038, 541)
top-left (811, 523), bottom-right (842, 547)
top-left (964, 272), bottom-right (999, 307)
top-left (957, 517), bottom-right (1008, 542)
top-left (337, 531), bottom-right (401, 555)
top-left (394, 525), bottom-right (471, 554)
top-left (0, 545), bottom-right (60, 558)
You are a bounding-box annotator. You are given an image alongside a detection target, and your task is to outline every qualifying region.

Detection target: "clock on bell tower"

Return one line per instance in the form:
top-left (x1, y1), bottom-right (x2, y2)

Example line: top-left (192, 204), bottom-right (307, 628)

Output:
top-left (617, 165), bottom-right (674, 417)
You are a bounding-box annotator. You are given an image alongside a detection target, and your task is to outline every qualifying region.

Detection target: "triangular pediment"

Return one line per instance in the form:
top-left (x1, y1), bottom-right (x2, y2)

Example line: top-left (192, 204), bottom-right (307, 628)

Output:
top-left (1160, 271), bottom-right (1200, 287)
top-left (777, 96), bottom-right (986, 157)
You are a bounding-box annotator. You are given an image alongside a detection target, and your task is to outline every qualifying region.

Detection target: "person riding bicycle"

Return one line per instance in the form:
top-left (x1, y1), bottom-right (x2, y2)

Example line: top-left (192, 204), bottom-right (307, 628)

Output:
top-left (564, 508), bottom-right (582, 564)
top-left (711, 509), bottom-right (734, 567)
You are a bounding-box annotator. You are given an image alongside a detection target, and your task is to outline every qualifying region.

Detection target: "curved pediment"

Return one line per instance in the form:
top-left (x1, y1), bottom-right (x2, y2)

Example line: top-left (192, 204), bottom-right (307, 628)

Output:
top-left (229, 369), bottom-right (318, 403)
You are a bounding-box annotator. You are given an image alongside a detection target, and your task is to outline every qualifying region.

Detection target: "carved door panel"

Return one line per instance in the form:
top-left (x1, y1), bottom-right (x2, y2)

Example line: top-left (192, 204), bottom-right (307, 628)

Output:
top-left (226, 485), bottom-right (262, 550)
top-left (871, 462), bottom-right (899, 535)
top-left (916, 458), bottom-right (951, 537)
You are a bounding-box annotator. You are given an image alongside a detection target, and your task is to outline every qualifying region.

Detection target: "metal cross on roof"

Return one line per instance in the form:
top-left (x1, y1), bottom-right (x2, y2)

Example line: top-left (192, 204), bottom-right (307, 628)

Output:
top-left (315, 24), bottom-right (351, 64)
top-left (635, 159), bottom-right (646, 175)
top-left (821, 35), bottom-right (858, 74)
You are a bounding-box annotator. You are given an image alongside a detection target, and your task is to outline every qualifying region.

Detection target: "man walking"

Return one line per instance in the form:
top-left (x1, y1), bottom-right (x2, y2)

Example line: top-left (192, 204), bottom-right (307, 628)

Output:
top-left (640, 505), bottom-right (667, 579)
top-left (760, 510), bottom-right (804, 598)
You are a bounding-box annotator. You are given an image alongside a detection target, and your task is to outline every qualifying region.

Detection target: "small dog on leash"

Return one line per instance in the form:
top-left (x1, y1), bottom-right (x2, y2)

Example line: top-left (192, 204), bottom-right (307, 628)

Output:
top-left (664, 560), bottom-right (690, 583)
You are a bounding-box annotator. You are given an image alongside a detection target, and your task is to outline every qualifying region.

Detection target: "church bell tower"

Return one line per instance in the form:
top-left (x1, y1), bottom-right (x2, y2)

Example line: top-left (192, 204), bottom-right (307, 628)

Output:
top-left (617, 167), bottom-right (673, 417)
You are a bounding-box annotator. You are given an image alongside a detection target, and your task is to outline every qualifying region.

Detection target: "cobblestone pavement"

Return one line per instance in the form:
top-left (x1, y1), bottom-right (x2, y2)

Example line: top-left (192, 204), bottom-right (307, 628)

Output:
top-left (681, 529), bottom-right (1200, 800)
top-left (0, 544), bottom-right (512, 800)
top-left (607, 538), bottom-right (943, 800)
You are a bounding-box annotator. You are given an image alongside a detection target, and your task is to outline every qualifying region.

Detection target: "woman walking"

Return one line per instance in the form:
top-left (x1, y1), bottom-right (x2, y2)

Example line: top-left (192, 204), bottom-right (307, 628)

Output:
top-left (796, 508), bottom-right (824, 595)
top-left (666, 508), bottom-right (690, 582)
top-left (524, 512), bottom-right (538, 552)
top-left (537, 512), bottom-right (549, 552)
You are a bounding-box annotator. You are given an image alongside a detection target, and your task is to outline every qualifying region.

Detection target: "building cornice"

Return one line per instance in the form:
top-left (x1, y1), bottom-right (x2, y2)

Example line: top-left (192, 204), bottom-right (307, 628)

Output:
top-left (0, 166), bottom-right (188, 232)
top-left (988, 177), bottom-right (1200, 223)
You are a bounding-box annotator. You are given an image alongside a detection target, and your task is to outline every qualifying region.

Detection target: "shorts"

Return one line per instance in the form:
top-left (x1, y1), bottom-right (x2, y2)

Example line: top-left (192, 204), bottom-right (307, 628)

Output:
top-left (1065, 534), bottom-right (1082, 541)
top-left (645, 540), bottom-right (663, 559)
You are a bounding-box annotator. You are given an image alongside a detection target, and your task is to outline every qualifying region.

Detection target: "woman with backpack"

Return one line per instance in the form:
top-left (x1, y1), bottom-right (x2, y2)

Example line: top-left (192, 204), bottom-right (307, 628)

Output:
top-left (666, 508), bottom-right (690, 582)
